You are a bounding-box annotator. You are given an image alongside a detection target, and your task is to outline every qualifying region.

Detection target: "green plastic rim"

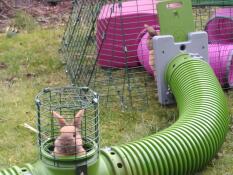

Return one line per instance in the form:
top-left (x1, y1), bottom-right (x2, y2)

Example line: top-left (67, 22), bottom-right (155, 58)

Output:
top-left (41, 138), bottom-right (98, 164)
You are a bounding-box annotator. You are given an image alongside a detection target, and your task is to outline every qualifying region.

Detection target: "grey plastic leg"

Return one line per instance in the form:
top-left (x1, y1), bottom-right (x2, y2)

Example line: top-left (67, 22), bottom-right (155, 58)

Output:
top-left (153, 32), bottom-right (208, 105)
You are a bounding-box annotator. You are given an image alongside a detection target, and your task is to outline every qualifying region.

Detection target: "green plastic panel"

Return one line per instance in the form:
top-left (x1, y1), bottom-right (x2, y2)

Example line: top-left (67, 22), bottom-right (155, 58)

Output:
top-left (157, 0), bottom-right (195, 42)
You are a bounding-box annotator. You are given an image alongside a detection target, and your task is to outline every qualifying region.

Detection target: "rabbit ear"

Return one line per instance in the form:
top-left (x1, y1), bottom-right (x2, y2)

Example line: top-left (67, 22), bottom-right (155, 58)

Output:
top-left (144, 24), bottom-right (157, 37)
top-left (52, 111), bottom-right (67, 128)
top-left (73, 109), bottom-right (85, 128)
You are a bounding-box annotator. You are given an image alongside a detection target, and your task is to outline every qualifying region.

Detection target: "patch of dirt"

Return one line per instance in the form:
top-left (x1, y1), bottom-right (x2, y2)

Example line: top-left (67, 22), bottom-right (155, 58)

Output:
top-left (0, 0), bottom-right (72, 31)
top-left (0, 62), bottom-right (7, 69)
top-left (25, 73), bottom-right (36, 78)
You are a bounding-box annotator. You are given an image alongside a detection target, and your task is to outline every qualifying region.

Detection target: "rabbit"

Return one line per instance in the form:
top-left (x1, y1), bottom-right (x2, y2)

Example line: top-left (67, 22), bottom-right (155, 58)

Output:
top-left (144, 24), bottom-right (159, 72)
top-left (52, 109), bottom-right (86, 157)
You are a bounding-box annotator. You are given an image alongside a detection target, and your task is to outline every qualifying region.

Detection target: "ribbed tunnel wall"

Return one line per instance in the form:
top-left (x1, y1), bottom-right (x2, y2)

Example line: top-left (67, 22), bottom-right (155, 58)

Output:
top-left (96, 54), bottom-right (230, 175)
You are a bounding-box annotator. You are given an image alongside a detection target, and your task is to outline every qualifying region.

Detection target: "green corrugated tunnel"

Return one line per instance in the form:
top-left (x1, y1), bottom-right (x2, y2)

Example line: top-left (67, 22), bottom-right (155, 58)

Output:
top-left (0, 54), bottom-right (230, 175)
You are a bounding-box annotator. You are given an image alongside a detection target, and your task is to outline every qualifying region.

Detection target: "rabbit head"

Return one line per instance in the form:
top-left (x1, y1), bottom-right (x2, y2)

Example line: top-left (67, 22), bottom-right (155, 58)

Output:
top-left (52, 109), bottom-right (86, 157)
top-left (144, 24), bottom-right (158, 50)
top-left (144, 24), bottom-right (159, 73)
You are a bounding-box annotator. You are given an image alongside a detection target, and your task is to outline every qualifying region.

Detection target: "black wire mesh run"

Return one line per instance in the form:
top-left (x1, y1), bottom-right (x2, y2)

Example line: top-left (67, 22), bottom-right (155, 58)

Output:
top-left (61, 0), bottom-right (233, 111)
top-left (193, 3), bottom-right (233, 88)
top-left (61, 0), bottom-right (159, 111)
top-left (35, 87), bottom-right (99, 168)
top-left (192, 0), bottom-right (233, 6)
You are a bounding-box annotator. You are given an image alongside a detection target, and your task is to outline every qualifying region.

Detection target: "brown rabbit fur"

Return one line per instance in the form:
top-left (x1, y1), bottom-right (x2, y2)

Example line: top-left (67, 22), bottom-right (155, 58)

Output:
top-left (52, 109), bottom-right (86, 157)
top-left (144, 24), bottom-right (159, 72)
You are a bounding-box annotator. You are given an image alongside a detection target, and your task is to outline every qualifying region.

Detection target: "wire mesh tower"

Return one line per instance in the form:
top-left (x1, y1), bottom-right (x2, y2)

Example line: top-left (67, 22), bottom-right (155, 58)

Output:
top-left (35, 87), bottom-right (99, 168)
top-left (61, 0), bottom-right (233, 110)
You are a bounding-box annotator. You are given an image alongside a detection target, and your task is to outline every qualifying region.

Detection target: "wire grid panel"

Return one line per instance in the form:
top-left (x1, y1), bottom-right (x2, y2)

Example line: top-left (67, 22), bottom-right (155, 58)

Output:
top-left (194, 4), bottom-right (233, 88)
top-left (62, 0), bottom-right (233, 110)
top-left (61, 0), bottom-right (158, 111)
top-left (35, 87), bottom-right (99, 168)
top-left (192, 0), bottom-right (233, 6)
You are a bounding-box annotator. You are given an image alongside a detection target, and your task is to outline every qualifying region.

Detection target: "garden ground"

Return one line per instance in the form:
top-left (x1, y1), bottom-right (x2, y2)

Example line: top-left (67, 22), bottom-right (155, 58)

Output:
top-left (0, 16), bottom-right (233, 175)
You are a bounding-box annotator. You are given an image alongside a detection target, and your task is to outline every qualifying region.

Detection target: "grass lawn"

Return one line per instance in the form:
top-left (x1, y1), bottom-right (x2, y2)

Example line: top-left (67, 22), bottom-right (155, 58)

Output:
top-left (0, 27), bottom-right (68, 167)
top-left (0, 27), bottom-right (232, 174)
